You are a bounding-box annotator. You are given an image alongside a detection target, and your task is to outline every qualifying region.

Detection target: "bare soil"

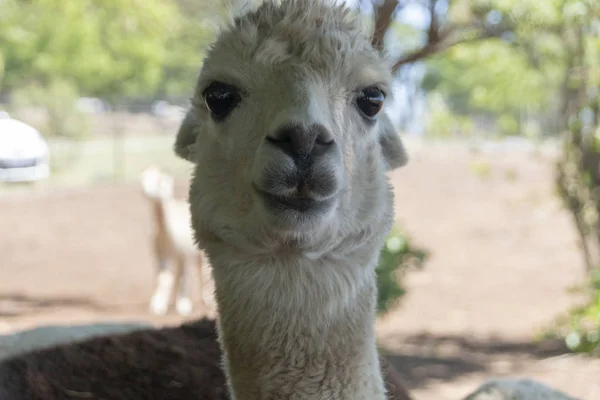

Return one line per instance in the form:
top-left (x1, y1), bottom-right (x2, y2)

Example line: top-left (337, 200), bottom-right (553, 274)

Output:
top-left (1, 142), bottom-right (599, 399)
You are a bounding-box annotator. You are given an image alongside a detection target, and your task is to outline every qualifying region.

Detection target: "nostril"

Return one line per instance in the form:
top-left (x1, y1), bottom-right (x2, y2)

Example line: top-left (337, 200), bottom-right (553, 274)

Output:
top-left (266, 135), bottom-right (295, 156)
top-left (266, 135), bottom-right (289, 144)
top-left (315, 126), bottom-right (334, 146)
top-left (315, 136), bottom-right (334, 146)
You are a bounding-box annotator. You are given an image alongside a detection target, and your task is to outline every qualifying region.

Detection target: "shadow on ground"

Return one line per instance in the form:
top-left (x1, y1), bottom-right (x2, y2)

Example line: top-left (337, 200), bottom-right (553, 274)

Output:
top-left (381, 332), bottom-right (568, 390)
top-left (0, 293), bottom-right (104, 318)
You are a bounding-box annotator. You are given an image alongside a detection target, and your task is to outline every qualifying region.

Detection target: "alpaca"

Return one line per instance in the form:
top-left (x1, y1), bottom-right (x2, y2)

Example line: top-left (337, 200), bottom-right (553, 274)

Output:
top-left (140, 166), bottom-right (213, 316)
top-left (172, 0), bottom-right (411, 397)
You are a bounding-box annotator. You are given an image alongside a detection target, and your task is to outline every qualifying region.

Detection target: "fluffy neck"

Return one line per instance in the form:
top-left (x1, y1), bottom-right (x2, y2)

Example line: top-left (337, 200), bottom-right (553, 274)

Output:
top-left (207, 242), bottom-right (387, 400)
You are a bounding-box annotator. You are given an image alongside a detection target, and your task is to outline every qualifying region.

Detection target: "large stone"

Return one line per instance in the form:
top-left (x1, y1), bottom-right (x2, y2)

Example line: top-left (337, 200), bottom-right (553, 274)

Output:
top-left (0, 321), bottom-right (150, 362)
top-left (462, 378), bottom-right (580, 400)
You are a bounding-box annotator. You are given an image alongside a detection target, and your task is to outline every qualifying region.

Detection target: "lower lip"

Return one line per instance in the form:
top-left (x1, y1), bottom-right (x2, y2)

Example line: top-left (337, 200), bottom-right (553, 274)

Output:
top-left (257, 189), bottom-right (328, 212)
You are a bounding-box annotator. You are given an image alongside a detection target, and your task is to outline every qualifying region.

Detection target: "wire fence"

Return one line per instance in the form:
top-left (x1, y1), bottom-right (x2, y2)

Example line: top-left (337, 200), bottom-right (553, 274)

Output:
top-left (0, 98), bottom-right (193, 188)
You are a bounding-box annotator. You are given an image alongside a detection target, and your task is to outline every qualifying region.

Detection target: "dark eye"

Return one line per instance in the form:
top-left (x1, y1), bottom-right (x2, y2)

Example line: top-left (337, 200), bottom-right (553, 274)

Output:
top-left (203, 82), bottom-right (241, 122)
top-left (356, 87), bottom-right (385, 120)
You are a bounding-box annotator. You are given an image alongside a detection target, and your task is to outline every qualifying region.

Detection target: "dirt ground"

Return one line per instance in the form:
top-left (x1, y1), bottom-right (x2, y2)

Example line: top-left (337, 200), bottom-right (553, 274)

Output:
top-left (1, 141), bottom-right (599, 399)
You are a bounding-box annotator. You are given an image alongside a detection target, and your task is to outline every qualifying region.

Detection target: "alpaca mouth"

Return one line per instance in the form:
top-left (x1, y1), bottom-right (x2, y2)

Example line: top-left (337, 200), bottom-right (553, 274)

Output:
top-left (260, 191), bottom-right (327, 212)
top-left (253, 184), bottom-right (334, 214)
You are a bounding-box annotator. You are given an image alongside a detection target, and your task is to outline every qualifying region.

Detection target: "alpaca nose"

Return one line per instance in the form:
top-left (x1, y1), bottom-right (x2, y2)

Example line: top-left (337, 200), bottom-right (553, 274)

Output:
top-left (266, 123), bottom-right (334, 167)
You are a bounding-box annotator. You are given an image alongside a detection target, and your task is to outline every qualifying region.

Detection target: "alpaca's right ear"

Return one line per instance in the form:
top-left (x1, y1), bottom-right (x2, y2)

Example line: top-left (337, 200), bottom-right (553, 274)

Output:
top-left (174, 109), bottom-right (201, 163)
top-left (378, 112), bottom-right (408, 171)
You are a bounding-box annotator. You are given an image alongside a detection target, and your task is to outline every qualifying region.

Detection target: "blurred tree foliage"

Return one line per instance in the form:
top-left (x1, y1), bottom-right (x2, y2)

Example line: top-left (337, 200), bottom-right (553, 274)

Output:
top-left (0, 0), bottom-right (205, 98)
top-left (0, 53), bottom-right (4, 91)
top-left (0, 0), bottom-right (580, 105)
top-left (419, 0), bottom-right (585, 137)
top-left (10, 79), bottom-right (89, 140)
top-left (550, 0), bottom-right (600, 354)
top-left (0, 0), bottom-right (257, 100)
top-left (0, 0), bottom-right (588, 109)
top-left (155, 0), bottom-right (227, 98)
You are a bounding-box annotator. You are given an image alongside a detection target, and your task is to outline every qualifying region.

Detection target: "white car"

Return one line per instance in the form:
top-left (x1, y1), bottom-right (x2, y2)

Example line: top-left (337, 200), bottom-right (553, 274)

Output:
top-left (0, 111), bottom-right (50, 182)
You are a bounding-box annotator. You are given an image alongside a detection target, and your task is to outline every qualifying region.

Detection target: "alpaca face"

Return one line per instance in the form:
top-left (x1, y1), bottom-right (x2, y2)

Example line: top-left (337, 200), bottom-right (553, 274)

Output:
top-left (175, 0), bottom-right (407, 251)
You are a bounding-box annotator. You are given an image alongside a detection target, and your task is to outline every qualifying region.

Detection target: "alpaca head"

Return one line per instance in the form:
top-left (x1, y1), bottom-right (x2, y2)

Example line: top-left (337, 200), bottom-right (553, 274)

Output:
top-left (139, 166), bottom-right (175, 200)
top-left (175, 0), bottom-right (407, 254)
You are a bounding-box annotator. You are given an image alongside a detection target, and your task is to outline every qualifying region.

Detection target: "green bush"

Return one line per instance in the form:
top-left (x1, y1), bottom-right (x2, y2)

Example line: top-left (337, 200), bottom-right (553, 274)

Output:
top-left (562, 270), bottom-right (600, 355)
top-left (376, 225), bottom-right (428, 315)
top-left (543, 269), bottom-right (600, 355)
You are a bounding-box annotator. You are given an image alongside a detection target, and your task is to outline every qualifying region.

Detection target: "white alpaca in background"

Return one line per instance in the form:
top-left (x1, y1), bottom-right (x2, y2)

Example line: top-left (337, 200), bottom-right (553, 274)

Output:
top-left (139, 166), bottom-right (213, 316)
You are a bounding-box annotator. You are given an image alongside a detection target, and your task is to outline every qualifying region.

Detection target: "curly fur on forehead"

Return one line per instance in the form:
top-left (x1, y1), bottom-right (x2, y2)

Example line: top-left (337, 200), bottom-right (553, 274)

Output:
top-left (206, 0), bottom-right (384, 74)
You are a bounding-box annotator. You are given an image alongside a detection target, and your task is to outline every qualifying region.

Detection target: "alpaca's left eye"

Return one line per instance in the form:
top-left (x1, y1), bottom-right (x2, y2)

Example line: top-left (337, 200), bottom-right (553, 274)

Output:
top-left (203, 82), bottom-right (242, 122)
top-left (356, 87), bottom-right (385, 120)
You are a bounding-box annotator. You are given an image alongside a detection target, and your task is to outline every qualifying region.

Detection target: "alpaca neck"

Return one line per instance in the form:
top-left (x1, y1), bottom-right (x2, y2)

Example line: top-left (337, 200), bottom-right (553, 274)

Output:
top-left (150, 197), bottom-right (168, 235)
top-left (208, 246), bottom-right (387, 400)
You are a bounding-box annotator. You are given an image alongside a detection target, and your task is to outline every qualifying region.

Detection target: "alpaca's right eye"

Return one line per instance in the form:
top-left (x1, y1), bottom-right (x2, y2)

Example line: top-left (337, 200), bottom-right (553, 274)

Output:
top-left (203, 82), bottom-right (241, 121)
top-left (356, 86), bottom-right (385, 121)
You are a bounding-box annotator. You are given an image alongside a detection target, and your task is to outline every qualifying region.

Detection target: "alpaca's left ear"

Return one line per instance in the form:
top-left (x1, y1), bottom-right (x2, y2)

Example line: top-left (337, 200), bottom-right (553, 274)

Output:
top-left (174, 109), bottom-right (202, 163)
top-left (378, 112), bottom-right (408, 171)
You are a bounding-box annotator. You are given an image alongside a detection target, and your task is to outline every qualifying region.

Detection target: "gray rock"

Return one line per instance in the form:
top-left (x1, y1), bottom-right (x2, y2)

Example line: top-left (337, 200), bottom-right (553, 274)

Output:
top-left (0, 321), bottom-right (150, 361)
top-left (462, 378), bottom-right (580, 400)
